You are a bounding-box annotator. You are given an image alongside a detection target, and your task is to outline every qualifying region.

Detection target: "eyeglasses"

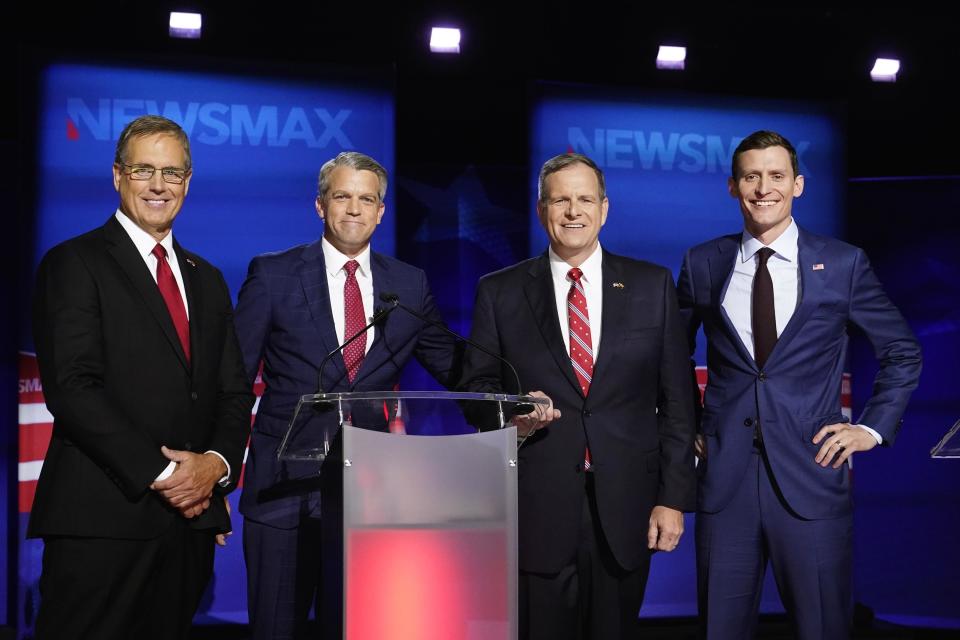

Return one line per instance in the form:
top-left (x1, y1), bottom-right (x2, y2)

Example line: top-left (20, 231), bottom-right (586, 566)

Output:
top-left (120, 163), bottom-right (190, 184)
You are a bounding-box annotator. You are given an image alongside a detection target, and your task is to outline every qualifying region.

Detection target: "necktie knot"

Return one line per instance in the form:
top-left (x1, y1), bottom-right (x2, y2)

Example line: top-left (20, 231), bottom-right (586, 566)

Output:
top-left (344, 260), bottom-right (360, 277)
top-left (757, 247), bottom-right (775, 266)
top-left (567, 267), bottom-right (583, 283)
top-left (152, 243), bottom-right (168, 261)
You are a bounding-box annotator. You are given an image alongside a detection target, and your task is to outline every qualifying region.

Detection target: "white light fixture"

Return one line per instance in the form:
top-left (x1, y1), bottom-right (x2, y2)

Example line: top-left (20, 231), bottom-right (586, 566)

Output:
top-left (656, 45), bottom-right (686, 70)
top-left (169, 12), bottom-right (202, 39)
top-left (430, 27), bottom-right (461, 54)
top-left (870, 57), bottom-right (900, 82)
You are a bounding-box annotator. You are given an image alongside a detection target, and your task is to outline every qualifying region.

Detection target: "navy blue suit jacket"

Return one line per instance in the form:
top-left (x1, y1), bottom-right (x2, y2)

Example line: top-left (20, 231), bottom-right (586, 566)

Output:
top-left (678, 227), bottom-right (921, 520)
top-left (234, 239), bottom-right (459, 528)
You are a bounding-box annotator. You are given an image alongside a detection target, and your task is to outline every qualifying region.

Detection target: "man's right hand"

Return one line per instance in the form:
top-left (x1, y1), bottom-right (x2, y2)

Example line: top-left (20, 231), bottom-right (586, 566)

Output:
top-left (511, 390), bottom-right (561, 437)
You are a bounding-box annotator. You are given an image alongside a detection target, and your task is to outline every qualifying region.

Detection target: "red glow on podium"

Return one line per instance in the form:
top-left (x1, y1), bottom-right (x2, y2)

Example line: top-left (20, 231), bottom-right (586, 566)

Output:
top-left (346, 529), bottom-right (509, 640)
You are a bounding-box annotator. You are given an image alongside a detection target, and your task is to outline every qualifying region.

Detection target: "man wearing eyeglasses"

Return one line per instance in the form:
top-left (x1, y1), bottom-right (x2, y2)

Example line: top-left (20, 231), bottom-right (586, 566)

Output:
top-left (29, 115), bottom-right (253, 639)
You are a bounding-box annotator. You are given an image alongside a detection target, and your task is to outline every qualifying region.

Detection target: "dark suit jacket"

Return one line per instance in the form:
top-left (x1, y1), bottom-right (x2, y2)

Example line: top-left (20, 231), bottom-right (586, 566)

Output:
top-left (459, 250), bottom-right (696, 574)
top-left (677, 227), bottom-right (922, 520)
top-left (29, 215), bottom-right (253, 539)
top-left (234, 240), bottom-right (460, 528)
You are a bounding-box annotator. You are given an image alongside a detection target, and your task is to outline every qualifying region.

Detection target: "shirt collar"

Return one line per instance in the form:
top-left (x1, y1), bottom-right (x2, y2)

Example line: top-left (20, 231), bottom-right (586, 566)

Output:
top-left (740, 218), bottom-right (799, 263)
top-left (114, 209), bottom-right (175, 259)
top-left (321, 236), bottom-right (372, 277)
top-left (548, 242), bottom-right (603, 284)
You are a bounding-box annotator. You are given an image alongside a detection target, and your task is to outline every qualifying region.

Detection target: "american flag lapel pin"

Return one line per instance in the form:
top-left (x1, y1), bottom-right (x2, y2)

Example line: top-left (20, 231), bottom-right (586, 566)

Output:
top-left (812, 263), bottom-right (824, 271)
top-left (612, 282), bottom-right (625, 289)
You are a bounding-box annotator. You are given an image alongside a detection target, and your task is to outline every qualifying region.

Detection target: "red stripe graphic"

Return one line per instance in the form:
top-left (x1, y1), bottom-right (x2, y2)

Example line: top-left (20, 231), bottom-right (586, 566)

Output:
top-left (18, 352), bottom-right (263, 512)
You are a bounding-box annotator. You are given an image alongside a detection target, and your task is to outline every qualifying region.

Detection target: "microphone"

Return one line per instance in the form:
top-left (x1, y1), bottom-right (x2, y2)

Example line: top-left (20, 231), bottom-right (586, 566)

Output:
top-left (315, 304), bottom-right (396, 395)
top-left (379, 292), bottom-right (534, 416)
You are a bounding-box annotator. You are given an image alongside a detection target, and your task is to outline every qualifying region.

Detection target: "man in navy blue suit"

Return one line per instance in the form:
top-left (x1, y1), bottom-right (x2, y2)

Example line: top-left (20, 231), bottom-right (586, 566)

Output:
top-left (678, 130), bottom-right (922, 639)
top-left (234, 151), bottom-right (460, 639)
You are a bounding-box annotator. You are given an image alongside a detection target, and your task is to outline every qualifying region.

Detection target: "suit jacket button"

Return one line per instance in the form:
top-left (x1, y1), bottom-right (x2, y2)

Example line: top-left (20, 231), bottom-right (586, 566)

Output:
top-left (582, 409), bottom-right (592, 417)
top-left (184, 441), bottom-right (193, 451)
top-left (758, 372), bottom-right (767, 382)
top-left (191, 391), bottom-right (199, 400)
top-left (744, 418), bottom-right (753, 427)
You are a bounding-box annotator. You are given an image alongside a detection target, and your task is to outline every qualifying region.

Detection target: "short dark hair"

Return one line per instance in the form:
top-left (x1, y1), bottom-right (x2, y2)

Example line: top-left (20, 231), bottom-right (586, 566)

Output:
top-left (731, 130), bottom-right (798, 179)
top-left (115, 115), bottom-right (191, 169)
top-left (538, 153), bottom-right (606, 203)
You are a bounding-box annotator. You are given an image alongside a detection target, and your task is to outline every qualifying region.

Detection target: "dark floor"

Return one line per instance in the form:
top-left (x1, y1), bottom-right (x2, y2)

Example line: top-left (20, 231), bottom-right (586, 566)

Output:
top-left (186, 616), bottom-right (960, 640)
top-left (4, 615), bottom-right (959, 639)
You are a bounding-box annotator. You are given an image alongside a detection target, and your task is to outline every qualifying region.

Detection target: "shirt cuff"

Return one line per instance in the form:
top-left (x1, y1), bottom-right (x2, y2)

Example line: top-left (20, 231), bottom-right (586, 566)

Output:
top-left (205, 450), bottom-right (232, 487)
top-left (154, 460), bottom-right (177, 483)
top-left (855, 424), bottom-right (883, 445)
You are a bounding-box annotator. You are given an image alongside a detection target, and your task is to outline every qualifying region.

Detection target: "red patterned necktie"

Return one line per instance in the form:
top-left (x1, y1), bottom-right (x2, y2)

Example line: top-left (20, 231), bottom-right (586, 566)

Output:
top-left (567, 267), bottom-right (593, 470)
top-left (151, 244), bottom-right (190, 364)
top-left (342, 260), bottom-right (366, 382)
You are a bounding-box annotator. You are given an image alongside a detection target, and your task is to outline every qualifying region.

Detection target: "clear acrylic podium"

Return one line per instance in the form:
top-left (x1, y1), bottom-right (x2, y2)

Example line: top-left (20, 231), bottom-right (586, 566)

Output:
top-left (277, 390), bottom-right (546, 640)
top-left (931, 418), bottom-right (960, 458)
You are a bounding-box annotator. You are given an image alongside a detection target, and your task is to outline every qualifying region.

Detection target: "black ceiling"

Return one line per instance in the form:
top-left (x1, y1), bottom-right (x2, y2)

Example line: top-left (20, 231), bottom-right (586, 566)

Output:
top-left (12, 3), bottom-right (960, 176)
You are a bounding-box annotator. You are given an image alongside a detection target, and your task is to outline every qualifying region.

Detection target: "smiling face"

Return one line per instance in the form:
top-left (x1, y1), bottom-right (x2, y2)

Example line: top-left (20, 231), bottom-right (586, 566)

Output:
top-left (316, 166), bottom-right (385, 258)
top-left (729, 145), bottom-right (804, 244)
top-left (112, 133), bottom-right (192, 242)
top-left (537, 162), bottom-right (609, 266)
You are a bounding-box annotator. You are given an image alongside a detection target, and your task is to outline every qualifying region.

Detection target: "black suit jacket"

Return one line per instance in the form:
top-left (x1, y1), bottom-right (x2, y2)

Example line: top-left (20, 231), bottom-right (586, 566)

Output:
top-left (28, 215), bottom-right (253, 539)
top-left (460, 250), bottom-right (696, 573)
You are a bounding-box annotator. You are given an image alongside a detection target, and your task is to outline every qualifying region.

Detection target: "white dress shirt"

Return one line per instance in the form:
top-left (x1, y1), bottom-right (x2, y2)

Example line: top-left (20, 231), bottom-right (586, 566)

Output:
top-left (549, 244), bottom-right (603, 359)
top-left (114, 211), bottom-right (232, 482)
top-left (720, 218), bottom-right (881, 444)
top-left (321, 237), bottom-right (375, 354)
top-left (721, 218), bottom-right (800, 356)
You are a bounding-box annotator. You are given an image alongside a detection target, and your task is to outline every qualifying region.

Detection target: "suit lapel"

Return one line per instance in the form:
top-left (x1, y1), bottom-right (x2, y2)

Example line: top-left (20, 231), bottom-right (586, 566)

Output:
top-left (299, 240), bottom-right (347, 383)
top-left (710, 234), bottom-right (756, 368)
top-left (103, 216), bottom-right (190, 372)
top-left (590, 251), bottom-right (627, 394)
top-left (773, 227), bottom-right (827, 353)
top-left (524, 254), bottom-right (583, 397)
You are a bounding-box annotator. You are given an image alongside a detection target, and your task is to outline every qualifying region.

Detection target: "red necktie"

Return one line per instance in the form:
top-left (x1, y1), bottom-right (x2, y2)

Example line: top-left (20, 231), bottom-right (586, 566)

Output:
top-left (152, 244), bottom-right (190, 364)
top-left (567, 268), bottom-right (593, 470)
top-left (342, 260), bottom-right (366, 382)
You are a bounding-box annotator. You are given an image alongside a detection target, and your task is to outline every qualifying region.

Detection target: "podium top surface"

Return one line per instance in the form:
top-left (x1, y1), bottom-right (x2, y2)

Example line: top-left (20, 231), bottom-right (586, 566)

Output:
top-left (298, 391), bottom-right (550, 404)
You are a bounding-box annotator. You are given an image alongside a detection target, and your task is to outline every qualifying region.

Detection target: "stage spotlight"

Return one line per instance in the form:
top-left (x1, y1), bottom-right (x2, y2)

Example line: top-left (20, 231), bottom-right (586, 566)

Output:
top-left (169, 12), bottom-right (202, 39)
top-left (656, 45), bottom-right (686, 70)
top-left (430, 27), bottom-right (461, 54)
top-left (870, 57), bottom-right (900, 82)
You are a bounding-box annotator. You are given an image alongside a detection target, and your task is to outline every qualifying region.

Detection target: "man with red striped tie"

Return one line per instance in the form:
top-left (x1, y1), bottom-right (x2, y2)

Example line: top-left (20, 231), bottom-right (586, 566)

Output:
top-left (460, 153), bottom-right (696, 640)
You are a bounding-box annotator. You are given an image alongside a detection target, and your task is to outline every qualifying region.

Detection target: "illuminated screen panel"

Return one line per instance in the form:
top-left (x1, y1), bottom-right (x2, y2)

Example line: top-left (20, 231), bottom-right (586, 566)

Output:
top-left (530, 82), bottom-right (846, 616)
top-left (18, 61), bottom-right (395, 630)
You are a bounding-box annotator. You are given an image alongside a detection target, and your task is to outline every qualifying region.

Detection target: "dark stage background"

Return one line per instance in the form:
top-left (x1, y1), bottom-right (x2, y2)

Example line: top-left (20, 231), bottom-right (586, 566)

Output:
top-left (5, 4), bottom-right (959, 637)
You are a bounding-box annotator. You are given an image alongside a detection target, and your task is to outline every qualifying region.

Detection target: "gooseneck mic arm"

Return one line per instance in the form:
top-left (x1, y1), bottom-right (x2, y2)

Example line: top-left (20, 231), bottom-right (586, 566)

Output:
top-left (379, 292), bottom-right (533, 416)
top-left (315, 304), bottom-right (396, 394)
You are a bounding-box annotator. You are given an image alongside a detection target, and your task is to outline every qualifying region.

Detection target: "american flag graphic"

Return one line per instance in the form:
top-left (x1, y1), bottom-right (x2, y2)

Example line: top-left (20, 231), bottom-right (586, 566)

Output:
top-left (17, 352), bottom-right (264, 513)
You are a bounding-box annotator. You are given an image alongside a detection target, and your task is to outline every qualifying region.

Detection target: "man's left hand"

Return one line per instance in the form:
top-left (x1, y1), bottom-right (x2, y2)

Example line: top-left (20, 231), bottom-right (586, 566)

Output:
top-left (647, 506), bottom-right (684, 551)
top-left (151, 446), bottom-right (226, 509)
top-left (812, 422), bottom-right (877, 468)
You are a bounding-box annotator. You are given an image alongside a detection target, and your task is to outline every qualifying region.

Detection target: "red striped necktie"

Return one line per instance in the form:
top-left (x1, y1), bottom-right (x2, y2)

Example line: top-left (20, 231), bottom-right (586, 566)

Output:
top-left (567, 267), bottom-right (593, 471)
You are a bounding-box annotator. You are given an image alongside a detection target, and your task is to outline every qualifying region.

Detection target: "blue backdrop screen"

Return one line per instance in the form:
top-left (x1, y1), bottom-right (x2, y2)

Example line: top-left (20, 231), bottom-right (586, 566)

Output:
top-left (18, 61), bottom-right (394, 631)
top-left (530, 82), bottom-right (846, 616)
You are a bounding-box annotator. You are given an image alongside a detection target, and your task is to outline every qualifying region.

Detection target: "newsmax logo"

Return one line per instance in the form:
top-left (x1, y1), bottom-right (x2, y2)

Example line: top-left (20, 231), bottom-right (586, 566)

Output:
top-left (66, 98), bottom-right (354, 148)
top-left (567, 127), bottom-right (810, 174)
